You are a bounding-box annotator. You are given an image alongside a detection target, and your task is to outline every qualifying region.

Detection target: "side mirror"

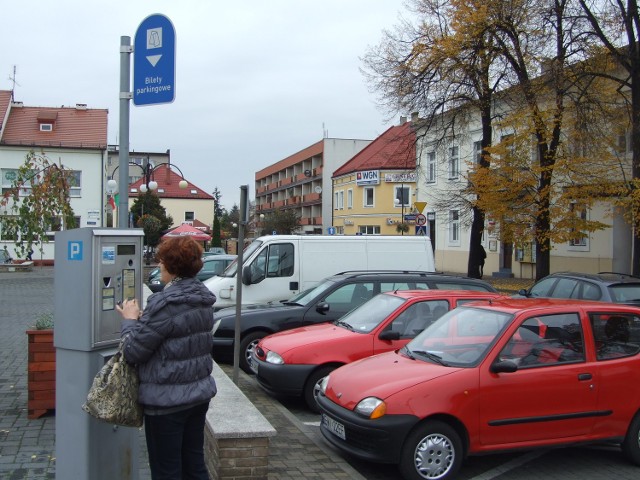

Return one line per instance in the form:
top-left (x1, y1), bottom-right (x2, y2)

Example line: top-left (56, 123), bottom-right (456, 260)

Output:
top-left (316, 302), bottom-right (330, 314)
top-left (241, 266), bottom-right (252, 285)
top-left (379, 330), bottom-right (400, 341)
top-left (517, 288), bottom-right (529, 296)
top-left (490, 360), bottom-right (518, 374)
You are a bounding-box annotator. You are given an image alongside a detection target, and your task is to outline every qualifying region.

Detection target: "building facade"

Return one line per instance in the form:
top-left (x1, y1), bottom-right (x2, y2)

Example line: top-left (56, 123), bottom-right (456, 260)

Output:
top-left (255, 138), bottom-right (372, 234)
top-left (0, 90), bottom-right (107, 262)
top-left (332, 119), bottom-right (418, 236)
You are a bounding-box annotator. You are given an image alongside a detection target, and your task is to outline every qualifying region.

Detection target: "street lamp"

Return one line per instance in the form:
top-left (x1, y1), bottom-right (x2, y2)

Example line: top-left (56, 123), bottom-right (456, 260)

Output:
top-left (394, 195), bottom-right (405, 236)
top-left (106, 157), bottom-right (189, 228)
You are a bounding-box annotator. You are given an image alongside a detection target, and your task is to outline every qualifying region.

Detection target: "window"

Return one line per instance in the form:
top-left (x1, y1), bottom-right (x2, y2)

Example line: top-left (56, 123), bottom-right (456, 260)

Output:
top-left (426, 152), bottom-right (436, 183)
top-left (473, 141), bottom-right (483, 164)
top-left (248, 242), bottom-right (295, 283)
top-left (334, 192), bottom-right (339, 210)
top-left (590, 313), bottom-right (640, 360)
top-left (499, 313), bottom-right (585, 366)
top-left (347, 189), bottom-right (353, 209)
top-left (569, 204), bottom-right (588, 248)
top-left (39, 123), bottom-right (53, 132)
top-left (395, 185), bottom-right (410, 207)
top-left (185, 212), bottom-right (195, 221)
top-left (67, 171), bottom-right (82, 197)
top-left (337, 190), bottom-right (344, 210)
top-left (364, 187), bottom-right (374, 207)
top-left (358, 225), bottom-right (380, 235)
top-left (448, 146), bottom-right (459, 179)
top-left (448, 210), bottom-right (460, 244)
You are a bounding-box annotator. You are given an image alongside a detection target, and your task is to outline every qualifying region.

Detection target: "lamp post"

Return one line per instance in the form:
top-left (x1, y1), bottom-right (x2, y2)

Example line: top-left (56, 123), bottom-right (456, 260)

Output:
top-left (394, 190), bottom-right (405, 236)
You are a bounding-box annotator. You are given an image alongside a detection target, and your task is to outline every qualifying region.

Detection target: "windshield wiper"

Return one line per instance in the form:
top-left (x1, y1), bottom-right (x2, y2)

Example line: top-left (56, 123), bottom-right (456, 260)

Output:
top-left (402, 345), bottom-right (416, 360)
top-left (282, 301), bottom-right (303, 306)
top-left (411, 350), bottom-right (448, 366)
top-left (334, 320), bottom-right (354, 331)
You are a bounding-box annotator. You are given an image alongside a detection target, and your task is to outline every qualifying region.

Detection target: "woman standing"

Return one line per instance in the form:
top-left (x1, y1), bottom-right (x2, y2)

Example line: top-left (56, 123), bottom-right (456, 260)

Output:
top-left (116, 236), bottom-right (217, 479)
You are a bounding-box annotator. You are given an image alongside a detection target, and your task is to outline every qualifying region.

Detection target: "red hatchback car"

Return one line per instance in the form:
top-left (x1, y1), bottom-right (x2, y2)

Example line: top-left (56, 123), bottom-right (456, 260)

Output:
top-left (252, 290), bottom-right (504, 411)
top-left (317, 298), bottom-right (640, 480)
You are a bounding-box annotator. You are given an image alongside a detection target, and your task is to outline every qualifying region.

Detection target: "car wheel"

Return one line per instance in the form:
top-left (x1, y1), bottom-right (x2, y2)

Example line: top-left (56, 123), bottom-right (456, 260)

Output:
top-left (239, 331), bottom-right (266, 374)
top-left (623, 412), bottom-right (640, 466)
top-left (399, 420), bottom-right (463, 480)
top-left (303, 365), bottom-right (336, 413)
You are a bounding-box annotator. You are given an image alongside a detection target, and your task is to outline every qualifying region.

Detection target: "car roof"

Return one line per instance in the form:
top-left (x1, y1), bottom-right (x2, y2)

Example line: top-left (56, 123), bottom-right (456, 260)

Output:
top-left (385, 289), bottom-right (504, 300)
top-left (326, 270), bottom-right (491, 282)
top-left (462, 296), bottom-right (640, 314)
top-left (547, 271), bottom-right (640, 285)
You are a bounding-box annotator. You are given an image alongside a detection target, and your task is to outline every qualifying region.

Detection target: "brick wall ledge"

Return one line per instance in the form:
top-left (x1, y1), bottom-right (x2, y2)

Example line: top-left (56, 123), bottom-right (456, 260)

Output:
top-left (205, 361), bottom-right (276, 480)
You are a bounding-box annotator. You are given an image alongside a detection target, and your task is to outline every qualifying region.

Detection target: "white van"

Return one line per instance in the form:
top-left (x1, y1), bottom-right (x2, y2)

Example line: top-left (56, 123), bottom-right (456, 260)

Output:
top-left (204, 235), bottom-right (435, 310)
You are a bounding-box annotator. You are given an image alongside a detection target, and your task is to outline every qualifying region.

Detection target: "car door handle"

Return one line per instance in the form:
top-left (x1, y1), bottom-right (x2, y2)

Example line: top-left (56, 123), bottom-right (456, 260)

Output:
top-left (578, 373), bottom-right (592, 381)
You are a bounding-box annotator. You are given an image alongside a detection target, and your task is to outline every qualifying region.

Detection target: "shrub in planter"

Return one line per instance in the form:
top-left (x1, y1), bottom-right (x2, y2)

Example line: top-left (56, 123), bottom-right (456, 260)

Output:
top-left (26, 312), bottom-right (55, 419)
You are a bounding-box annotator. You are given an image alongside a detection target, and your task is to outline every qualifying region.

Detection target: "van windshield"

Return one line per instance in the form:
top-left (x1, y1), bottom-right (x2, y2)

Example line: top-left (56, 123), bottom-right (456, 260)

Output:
top-left (219, 240), bottom-right (263, 277)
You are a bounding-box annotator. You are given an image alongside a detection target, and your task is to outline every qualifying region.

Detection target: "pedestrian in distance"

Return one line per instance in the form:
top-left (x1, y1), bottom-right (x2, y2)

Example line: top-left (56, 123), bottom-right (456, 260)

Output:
top-left (115, 236), bottom-right (217, 480)
top-left (479, 244), bottom-right (487, 279)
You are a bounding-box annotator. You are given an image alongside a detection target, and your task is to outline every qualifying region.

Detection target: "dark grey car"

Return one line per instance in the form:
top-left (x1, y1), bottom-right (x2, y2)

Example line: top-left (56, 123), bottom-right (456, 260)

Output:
top-left (211, 270), bottom-right (498, 373)
top-left (518, 271), bottom-right (640, 305)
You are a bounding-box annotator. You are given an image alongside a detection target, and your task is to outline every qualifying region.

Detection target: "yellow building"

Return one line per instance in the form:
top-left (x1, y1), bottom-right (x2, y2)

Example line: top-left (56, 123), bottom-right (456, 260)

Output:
top-left (332, 119), bottom-right (420, 235)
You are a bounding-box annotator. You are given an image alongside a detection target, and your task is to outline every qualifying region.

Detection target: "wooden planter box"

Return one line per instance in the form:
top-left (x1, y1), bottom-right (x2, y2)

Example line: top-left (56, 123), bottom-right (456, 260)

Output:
top-left (26, 329), bottom-right (55, 419)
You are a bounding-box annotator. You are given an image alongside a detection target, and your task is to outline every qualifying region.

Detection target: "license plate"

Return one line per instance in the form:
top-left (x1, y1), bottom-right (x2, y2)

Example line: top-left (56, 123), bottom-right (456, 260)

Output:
top-left (249, 356), bottom-right (258, 375)
top-left (322, 413), bottom-right (346, 440)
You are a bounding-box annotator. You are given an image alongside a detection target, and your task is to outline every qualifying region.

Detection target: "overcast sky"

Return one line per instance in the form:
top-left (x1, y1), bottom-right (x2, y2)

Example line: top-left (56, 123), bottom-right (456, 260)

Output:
top-left (2, 0), bottom-right (408, 209)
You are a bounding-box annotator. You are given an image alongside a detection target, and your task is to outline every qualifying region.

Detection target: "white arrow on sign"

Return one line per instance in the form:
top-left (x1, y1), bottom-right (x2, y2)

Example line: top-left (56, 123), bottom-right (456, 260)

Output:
top-left (147, 55), bottom-right (162, 67)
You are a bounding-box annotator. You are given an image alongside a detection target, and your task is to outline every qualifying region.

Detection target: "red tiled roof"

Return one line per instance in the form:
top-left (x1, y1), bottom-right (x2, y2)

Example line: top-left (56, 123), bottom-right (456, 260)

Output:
top-left (129, 164), bottom-right (214, 200)
top-left (0, 91), bottom-right (11, 134)
top-left (332, 122), bottom-right (416, 177)
top-left (1, 103), bottom-right (108, 149)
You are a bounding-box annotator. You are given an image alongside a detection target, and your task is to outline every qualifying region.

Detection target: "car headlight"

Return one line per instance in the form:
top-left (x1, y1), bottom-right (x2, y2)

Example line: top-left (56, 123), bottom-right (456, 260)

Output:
top-left (355, 397), bottom-right (387, 419)
top-left (319, 374), bottom-right (330, 395)
top-left (265, 351), bottom-right (284, 364)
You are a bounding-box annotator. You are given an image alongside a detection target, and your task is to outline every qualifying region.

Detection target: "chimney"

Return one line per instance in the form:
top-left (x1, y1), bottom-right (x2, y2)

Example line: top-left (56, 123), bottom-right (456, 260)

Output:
top-left (411, 112), bottom-right (419, 122)
top-left (75, 103), bottom-right (88, 110)
top-left (400, 115), bottom-right (407, 125)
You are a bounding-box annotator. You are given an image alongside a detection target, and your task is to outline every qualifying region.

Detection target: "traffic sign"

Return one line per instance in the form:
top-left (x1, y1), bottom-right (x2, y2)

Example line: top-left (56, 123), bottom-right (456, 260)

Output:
top-left (415, 214), bottom-right (427, 226)
top-left (415, 225), bottom-right (427, 236)
top-left (133, 14), bottom-right (176, 106)
top-left (327, 227), bottom-right (336, 235)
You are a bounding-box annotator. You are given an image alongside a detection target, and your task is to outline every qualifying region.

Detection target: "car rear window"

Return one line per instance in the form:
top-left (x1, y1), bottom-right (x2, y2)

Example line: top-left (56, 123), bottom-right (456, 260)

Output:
top-left (609, 284), bottom-right (640, 303)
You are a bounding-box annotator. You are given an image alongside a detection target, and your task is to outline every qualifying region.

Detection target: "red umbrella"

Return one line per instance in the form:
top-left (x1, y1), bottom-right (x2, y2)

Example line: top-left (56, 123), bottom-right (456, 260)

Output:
top-left (162, 224), bottom-right (212, 242)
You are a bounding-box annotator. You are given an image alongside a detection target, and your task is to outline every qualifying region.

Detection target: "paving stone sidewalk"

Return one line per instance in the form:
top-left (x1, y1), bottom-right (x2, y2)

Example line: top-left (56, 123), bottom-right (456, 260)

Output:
top-left (0, 267), bottom-right (361, 479)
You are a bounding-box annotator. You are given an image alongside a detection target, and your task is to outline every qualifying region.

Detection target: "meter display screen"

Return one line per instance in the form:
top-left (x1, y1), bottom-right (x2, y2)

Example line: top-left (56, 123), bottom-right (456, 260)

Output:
top-left (118, 244), bottom-right (136, 255)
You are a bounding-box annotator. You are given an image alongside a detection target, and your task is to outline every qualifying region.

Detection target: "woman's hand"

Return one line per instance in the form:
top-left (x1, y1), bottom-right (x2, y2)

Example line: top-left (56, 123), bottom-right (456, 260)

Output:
top-left (116, 298), bottom-right (141, 321)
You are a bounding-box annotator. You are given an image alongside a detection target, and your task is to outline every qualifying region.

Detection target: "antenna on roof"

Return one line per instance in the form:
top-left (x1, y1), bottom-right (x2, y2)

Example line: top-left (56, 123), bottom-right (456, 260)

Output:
top-left (8, 65), bottom-right (20, 102)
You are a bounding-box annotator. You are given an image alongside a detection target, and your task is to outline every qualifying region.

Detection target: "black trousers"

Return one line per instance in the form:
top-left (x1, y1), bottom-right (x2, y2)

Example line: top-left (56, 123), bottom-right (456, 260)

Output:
top-left (144, 402), bottom-right (210, 480)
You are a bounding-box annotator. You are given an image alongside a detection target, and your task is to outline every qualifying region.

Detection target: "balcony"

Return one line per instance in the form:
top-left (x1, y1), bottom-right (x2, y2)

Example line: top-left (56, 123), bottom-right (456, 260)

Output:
top-left (303, 192), bottom-right (321, 203)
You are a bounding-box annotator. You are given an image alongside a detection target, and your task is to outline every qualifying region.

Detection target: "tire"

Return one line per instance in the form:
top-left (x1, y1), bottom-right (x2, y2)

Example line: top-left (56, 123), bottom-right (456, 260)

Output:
top-left (303, 366), bottom-right (336, 413)
top-left (623, 412), bottom-right (640, 466)
top-left (399, 420), bottom-right (463, 480)
top-left (239, 331), bottom-right (267, 374)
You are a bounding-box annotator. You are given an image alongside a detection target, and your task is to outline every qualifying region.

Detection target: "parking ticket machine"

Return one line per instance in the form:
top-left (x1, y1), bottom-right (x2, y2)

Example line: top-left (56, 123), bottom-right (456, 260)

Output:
top-left (54, 228), bottom-right (144, 480)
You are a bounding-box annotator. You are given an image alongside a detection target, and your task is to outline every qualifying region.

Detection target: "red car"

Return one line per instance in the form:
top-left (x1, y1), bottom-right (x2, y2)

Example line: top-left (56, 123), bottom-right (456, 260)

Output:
top-left (252, 290), bottom-right (504, 411)
top-left (318, 298), bottom-right (640, 480)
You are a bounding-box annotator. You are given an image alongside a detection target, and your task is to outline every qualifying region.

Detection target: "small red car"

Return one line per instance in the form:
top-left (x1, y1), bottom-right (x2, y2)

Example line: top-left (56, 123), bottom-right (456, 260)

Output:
top-left (252, 290), bottom-right (504, 411)
top-left (318, 298), bottom-right (640, 480)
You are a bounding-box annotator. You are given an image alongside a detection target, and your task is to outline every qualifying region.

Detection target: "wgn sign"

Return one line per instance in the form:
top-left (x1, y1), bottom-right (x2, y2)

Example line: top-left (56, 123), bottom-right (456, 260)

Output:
top-left (356, 170), bottom-right (380, 186)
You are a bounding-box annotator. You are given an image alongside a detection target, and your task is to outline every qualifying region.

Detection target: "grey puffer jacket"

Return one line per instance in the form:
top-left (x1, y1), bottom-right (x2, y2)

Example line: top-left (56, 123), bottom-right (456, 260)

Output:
top-left (121, 277), bottom-right (217, 408)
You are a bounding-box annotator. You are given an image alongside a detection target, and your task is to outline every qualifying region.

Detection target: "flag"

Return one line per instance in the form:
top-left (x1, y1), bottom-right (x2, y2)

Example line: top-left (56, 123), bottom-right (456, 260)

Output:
top-left (108, 195), bottom-right (116, 210)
